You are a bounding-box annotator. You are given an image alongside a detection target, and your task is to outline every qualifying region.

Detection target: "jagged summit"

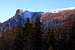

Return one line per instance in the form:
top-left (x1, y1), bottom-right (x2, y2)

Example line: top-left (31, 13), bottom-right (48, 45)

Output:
top-left (15, 9), bottom-right (23, 16)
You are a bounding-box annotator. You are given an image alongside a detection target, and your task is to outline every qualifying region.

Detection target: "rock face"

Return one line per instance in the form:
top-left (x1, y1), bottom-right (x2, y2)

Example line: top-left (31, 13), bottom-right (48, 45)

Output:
top-left (0, 9), bottom-right (75, 50)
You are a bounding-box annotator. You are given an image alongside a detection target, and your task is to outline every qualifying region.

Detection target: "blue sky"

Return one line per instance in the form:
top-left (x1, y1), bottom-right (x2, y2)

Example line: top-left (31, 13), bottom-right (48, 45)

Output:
top-left (0, 0), bottom-right (75, 22)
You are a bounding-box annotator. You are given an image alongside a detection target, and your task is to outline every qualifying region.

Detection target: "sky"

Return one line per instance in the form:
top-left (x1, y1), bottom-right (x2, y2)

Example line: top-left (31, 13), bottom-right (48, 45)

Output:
top-left (0, 0), bottom-right (75, 22)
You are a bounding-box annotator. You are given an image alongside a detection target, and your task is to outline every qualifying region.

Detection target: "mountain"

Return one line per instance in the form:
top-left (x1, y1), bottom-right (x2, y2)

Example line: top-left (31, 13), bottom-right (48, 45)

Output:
top-left (0, 8), bottom-right (75, 49)
top-left (0, 9), bottom-right (43, 41)
top-left (0, 8), bottom-right (75, 38)
top-left (0, 8), bottom-right (75, 36)
top-left (0, 9), bottom-right (41, 30)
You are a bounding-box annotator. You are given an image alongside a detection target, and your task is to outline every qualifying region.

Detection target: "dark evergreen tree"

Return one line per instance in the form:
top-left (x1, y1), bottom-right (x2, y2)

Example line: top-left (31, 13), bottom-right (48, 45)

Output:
top-left (31, 15), bottom-right (42, 50)
top-left (12, 15), bottom-right (26, 50)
